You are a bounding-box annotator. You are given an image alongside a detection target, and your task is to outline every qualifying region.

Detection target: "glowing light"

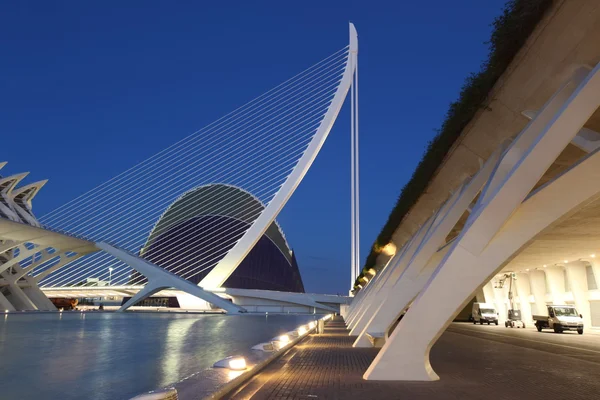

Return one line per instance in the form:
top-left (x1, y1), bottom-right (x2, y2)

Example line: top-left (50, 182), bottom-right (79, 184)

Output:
top-left (298, 326), bottom-right (307, 335)
top-left (279, 334), bottom-right (290, 344)
top-left (381, 243), bottom-right (397, 256)
top-left (526, 268), bottom-right (529, 271)
top-left (591, 254), bottom-right (596, 258)
top-left (308, 321), bottom-right (316, 329)
top-left (543, 265), bottom-right (547, 268)
top-left (272, 341), bottom-right (285, 350)
top-left (4, 310), bottom-right (8, 314)
top-left (228, 357), bottom-right (247, 371)
top-left (564, 260), bottom-right (569, 264)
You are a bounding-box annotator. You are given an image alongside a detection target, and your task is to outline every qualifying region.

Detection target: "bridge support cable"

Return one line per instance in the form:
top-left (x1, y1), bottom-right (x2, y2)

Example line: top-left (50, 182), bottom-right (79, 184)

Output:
top-left (40, 76), bottom-right (340, 287)
top-left (38, 24), bottom-right (358, 290)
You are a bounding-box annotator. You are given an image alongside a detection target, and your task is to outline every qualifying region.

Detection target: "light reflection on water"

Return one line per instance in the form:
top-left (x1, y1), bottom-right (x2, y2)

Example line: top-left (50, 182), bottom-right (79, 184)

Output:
top-left (0, 312), bottom-right (315, 400)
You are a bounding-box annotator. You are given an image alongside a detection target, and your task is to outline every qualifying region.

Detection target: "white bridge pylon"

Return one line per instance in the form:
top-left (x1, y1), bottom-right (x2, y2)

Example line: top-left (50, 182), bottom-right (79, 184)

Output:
top-left (201, 23), bottom-right (359, 289)
top-left (346, 64), bottom-right (600, 380)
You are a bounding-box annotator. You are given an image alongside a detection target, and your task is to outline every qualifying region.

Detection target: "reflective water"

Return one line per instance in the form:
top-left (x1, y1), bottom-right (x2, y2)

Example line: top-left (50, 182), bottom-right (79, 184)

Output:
top-left (0, 312), bottom-right (315, 400)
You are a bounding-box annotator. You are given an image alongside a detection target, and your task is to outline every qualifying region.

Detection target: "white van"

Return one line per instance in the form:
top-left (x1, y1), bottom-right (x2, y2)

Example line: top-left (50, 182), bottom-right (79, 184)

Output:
top-left (472, 302), bottom-right (499, 325)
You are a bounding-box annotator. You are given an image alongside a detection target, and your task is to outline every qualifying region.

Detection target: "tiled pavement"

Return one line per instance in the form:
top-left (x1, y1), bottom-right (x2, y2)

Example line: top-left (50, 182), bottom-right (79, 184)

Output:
top-left (229, 316), bottom-right (600, 399)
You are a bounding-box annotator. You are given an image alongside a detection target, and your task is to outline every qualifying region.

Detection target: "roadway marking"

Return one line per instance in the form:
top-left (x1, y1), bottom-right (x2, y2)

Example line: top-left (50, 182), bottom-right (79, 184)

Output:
top-left (449, 325), bottom-right (600, 355)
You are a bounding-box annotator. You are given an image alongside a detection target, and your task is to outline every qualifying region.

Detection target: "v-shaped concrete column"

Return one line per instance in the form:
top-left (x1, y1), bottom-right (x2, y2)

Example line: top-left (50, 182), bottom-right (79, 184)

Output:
top-left (347, 253), bottom-right (400, 327)
top-left (96, 242), bottom-right (246, 313)
top-left (349, 217), bottom-right (437, 335)
top-left (364, 65), bottom-right (600, 381)
top-left (354, 148), bottom-right (500, 347)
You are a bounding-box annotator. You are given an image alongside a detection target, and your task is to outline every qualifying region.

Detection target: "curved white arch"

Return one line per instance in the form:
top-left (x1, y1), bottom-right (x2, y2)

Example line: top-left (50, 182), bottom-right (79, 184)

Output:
top-left (144, 183), bottom-right (290, 249)
top-left (200, 23), bottom-right (359, 289)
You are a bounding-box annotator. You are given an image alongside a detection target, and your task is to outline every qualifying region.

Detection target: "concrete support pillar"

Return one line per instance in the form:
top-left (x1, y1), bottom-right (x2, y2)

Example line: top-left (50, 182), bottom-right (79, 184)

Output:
top-left (493, 281), bottom-right (509, 324)
top-left (348, 265), bottom-right (400, 334)
top-left (348, 258), bottom-right (396, 325)
top-left (475, 288), bottom-right (485, 303)
top-left (529, 270), bottom-right (548, 316)
top-left (353, 250), bottom-right (444, 348)
top-left (21, 282), bottom-right (56, 311)
top-left (347, 253), bottom-right (395, 321)
top-left (589, 260), bottom-right (600, 289)
top-left (0, 290), bottom-right (16, 311)
top-left (482, 282), bottom-right (495, 303)
top-left (348, 221), bottom-right (434, 335)
top-left (545, 265), bottom-right (566, 304)
top-left (6, 283), bottom-right (37, 310)
top-left (479, 280), bottom-right (506, 323)
top-left (515, 273), bottom-right (533, 322)
top-left (362, 65), bottom-right (600, 381)
top-left (347, 260), bottom-right (393, 327)
top-left (565, 261), bottom-right (592, 327)
top-left (352, 165), bottom-right (501, 338)
top-left (351, 149), bottom-right (500, 341)
top-left (347, 257), bottom-right (391, 324)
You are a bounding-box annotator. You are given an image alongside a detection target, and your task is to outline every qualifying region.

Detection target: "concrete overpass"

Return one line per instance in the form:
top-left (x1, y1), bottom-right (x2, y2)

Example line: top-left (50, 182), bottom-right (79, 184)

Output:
top-left (346, 0), bottom-right (600, 382)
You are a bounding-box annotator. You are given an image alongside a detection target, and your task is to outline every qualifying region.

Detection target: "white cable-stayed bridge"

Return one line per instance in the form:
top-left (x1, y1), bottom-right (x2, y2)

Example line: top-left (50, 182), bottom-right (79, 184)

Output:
top-left (0, 23), bottom-right (360, 313)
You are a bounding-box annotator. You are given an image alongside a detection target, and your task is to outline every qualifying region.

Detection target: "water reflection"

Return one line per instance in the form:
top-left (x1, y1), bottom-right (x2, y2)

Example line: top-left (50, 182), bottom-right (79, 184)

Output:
top-left (0, 312), bottom-right (313, 400)
top-left (160, 317), bottom-right (197, 387)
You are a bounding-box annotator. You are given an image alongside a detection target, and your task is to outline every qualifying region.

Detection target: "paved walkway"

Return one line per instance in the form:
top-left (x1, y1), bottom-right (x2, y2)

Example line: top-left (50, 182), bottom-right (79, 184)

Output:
top-left (229, 316), bottom-right (600, 399)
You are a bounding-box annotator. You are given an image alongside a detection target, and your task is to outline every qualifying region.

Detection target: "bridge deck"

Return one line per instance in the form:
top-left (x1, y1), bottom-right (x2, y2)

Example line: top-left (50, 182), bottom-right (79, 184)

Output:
top-left (230, 316), bottom-right (600, 399)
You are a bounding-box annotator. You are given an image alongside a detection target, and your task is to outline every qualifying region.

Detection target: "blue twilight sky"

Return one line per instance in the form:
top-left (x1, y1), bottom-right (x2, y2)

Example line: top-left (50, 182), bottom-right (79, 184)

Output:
top-left (1, 1), bottom-right (507, 294)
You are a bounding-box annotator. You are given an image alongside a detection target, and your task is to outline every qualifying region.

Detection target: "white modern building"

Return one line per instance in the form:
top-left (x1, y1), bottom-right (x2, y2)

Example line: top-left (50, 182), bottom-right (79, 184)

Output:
top-left (0, 162), bottom-right (59, 311)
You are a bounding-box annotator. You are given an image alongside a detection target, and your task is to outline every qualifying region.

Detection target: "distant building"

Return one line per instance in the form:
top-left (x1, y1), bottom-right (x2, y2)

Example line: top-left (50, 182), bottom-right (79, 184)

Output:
top-left (0, 162), bottom-right (56, 311)
top-left (131, 184), bottom-right (305, 293)
top-left (0, 163), bottom-right (47, 227)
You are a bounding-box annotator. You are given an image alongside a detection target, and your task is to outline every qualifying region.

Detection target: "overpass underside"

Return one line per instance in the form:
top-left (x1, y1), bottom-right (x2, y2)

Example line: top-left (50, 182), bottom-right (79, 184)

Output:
top-left (346, 0), bottom-right (600, 382)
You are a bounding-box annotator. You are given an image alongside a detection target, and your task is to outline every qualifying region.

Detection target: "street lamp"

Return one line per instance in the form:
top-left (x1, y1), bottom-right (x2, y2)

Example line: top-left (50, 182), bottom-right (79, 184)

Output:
top-left (108, 267), bottom-right (114, 286)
